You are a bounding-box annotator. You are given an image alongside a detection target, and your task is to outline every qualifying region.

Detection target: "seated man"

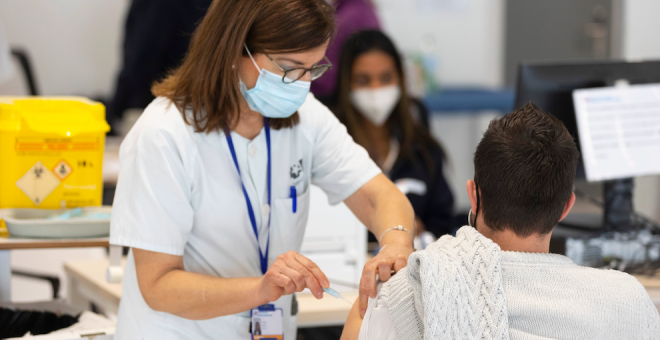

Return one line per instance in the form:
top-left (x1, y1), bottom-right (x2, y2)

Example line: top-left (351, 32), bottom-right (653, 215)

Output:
top-left (341, 103), bottom-right (660, 340)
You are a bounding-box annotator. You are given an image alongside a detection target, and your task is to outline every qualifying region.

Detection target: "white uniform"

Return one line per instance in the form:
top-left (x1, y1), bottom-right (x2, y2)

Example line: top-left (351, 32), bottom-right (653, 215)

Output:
top-left (110, 94), bottom-right (381, 339)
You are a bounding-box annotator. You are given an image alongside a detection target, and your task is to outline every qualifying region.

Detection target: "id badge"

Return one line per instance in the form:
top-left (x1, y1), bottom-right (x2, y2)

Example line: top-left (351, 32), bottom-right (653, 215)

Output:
top-left (251, 304), bottom-right (284, 340)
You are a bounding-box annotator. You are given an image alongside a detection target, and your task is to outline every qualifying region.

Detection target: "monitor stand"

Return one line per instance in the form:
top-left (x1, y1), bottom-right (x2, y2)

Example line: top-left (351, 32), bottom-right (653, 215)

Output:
top-left (560, 178), bottom-right (634, 232)
top-left (552, 178), bottom-right (635, 251)
top-left (603, 178), bottom-right (634, 232)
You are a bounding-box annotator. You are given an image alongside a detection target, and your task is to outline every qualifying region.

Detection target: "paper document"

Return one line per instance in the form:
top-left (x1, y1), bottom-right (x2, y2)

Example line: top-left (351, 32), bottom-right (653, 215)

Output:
top-left (573, 83), bottom-right (660, 181)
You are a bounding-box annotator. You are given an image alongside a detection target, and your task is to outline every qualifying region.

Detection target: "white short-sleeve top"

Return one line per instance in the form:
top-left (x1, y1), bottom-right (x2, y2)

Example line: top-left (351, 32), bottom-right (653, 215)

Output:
top-left (110, 94), bottom-right (381, 339)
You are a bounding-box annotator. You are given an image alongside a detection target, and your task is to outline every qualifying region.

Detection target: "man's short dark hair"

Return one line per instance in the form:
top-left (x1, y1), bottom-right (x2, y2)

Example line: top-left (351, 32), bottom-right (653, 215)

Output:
top-left (474, 102), bottom-right (580, 237)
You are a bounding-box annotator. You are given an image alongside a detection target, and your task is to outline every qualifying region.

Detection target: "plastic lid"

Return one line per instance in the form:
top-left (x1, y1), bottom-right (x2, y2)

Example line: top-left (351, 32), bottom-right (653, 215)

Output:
top-left (0, 96), bottom-right (110, 136)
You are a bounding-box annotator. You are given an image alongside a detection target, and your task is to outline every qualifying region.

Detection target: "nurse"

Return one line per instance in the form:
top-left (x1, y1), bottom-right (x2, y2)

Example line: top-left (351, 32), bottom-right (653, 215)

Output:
top-left (109, 0), bottom-right (414, 339)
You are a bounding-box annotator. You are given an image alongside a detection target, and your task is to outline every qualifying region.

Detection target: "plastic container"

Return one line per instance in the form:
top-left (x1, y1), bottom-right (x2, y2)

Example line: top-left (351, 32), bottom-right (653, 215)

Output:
top-left (0, 207), bottom-right (111, 238)
top-left (0, 97), bottom-right (110, 214)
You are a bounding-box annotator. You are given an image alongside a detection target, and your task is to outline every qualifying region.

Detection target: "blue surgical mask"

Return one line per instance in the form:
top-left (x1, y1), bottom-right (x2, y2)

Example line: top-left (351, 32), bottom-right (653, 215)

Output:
top-left (239, 45), bottom-right (310, 118)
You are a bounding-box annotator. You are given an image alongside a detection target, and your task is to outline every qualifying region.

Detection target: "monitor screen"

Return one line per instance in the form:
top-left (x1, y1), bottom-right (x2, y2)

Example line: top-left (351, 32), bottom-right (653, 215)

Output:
top-left (573, 83), bottom-right (660, 182)
top-left (514, 60), bottom-right (660, 179)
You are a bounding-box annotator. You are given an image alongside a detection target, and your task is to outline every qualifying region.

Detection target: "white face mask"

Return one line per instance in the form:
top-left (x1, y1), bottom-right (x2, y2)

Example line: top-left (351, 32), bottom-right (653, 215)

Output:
top-left (350, 85), bottom-right (401, 126)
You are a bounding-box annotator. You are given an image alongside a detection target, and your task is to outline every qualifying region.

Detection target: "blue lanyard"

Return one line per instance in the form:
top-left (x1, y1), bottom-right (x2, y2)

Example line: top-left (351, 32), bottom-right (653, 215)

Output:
top-left (225, 118), bottom-right (271, 275)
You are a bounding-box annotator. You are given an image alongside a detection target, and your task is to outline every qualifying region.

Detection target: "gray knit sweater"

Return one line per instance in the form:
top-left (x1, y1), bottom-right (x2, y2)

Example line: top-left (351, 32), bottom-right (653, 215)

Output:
top-left (359, 226), bottom-right (660, 340)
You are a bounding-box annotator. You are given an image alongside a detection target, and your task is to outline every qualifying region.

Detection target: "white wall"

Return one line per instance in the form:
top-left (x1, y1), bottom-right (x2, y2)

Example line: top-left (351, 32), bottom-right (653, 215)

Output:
top-left (374, 0), bottom-right (506, 209)
top-left (374, 0), bottom-right (507, 209)
top-left (0, 0), bottom-right (505, 95)
top-left (0, 0), bottom-right (129, 97)
top-left (374, 0), bottom-right (505, 88)
top-left (5, 0), bottom-right (653, 104)
top-left (0, 0), bottom-right (128, 302)
top-left (623, 0), bottom-right (660, 61)
top-left (622, 0), bottom-right (660, 221)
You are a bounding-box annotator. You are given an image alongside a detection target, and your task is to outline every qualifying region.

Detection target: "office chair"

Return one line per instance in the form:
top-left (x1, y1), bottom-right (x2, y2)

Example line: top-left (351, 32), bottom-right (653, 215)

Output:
top-left (10, 48), bottom-right (39, 96)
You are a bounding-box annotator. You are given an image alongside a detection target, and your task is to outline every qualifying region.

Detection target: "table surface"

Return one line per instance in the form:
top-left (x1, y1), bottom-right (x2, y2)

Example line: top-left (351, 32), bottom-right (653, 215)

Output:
top-left (633, 273), bottom-right (660, 289)
top-left (64, 258), bottom-right (123, 309)
top-left (0, 236), bottom-right (109, 250)
top-left (64, 258), bottom-right (357, 328)
top-left (65, 258), bottom-right (660, 327)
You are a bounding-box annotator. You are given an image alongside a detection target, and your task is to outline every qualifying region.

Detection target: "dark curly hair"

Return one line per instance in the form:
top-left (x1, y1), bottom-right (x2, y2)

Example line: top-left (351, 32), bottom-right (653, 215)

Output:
top-left (474, 102), bottom-right (580, 237)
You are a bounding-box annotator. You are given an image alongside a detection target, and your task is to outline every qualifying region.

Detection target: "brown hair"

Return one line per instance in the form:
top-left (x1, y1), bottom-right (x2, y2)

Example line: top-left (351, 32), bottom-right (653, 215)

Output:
top-left (334, 30), bottom-right (444, 173)
top-left (474, 102), bottom-right (580, 237)
top-left (153, 0), bottom-right (335, 132)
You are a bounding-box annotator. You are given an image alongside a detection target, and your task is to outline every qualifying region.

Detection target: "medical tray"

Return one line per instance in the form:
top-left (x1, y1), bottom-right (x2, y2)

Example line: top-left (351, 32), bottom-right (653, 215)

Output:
top-left (0, 207), bottom-right (111, 239)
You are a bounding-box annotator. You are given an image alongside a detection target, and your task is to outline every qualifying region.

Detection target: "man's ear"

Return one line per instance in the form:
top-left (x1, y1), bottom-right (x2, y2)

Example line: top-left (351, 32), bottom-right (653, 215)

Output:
top-left (558, 192), bottom-right (576, 222)
top-left (466, 180), bottom-right (478, 213)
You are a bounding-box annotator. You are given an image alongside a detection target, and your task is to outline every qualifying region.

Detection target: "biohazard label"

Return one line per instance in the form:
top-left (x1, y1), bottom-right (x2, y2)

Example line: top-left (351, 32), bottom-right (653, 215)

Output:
top-left (53, 160), bottom-right (73, 180)
top-left (15, 161), bottom-right (61, 206)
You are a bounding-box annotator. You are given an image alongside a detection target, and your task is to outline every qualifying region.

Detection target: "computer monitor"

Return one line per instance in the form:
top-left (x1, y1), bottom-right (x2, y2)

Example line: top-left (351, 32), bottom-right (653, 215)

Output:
top-left (515, 60), bottom-right (660, 231)
top-left (514, 60), bottom-right (660, 178)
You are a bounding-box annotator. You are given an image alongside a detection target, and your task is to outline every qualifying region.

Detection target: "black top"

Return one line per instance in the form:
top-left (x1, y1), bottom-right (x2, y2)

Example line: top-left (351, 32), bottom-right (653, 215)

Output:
top-left (372, 141), bottom-right (455, 241)
top-left (106, 0), bottom-right (213, 129)
top-left (367, 99), bottom-right (455, 241)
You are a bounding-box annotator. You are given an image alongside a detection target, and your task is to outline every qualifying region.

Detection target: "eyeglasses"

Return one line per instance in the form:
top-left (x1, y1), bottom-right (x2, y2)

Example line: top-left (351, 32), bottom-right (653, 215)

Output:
top-left (265, 54), bottom-right (332, 84)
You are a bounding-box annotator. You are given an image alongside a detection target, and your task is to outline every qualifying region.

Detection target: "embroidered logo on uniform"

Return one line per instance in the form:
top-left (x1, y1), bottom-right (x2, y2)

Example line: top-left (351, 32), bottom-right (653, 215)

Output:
top-left (290, 159), bottom-right (303, 179)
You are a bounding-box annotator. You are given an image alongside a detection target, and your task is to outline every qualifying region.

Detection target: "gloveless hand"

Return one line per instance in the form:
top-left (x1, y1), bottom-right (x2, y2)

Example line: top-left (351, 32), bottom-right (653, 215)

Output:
top-left (358, 240), bottom-right (413, 317)
top-left (257, 251), bottom-right (329, 304)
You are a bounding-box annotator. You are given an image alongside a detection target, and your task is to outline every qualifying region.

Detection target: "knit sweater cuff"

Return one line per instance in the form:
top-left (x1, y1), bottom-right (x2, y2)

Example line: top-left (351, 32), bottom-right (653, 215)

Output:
top-left (382, 268), bottom-right (424, 340)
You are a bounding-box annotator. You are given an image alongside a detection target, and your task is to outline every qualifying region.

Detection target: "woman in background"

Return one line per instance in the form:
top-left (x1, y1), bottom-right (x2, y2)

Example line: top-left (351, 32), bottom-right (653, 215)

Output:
top-left (333, 30), bottom-right (455, 239)
top-left (310, 0), bottom-right (381, 106)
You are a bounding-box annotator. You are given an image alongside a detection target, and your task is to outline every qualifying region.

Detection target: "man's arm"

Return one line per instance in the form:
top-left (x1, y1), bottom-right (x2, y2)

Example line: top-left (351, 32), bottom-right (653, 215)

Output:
top-left (340, 298), bottom-right (363, 340)
top-left (341, 294), bottom-right (400, 340)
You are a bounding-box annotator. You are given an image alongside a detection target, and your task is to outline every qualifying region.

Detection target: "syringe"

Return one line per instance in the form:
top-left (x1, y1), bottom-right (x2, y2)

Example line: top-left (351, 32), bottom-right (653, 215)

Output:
top-left (322, 287), bottom-right (353, 305)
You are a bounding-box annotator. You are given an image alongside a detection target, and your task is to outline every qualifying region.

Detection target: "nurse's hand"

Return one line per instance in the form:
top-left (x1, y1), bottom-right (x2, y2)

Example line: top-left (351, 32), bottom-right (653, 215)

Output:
top-left (257, 251), bottom-right (330, 303)
top-left (343, 174), bottom-right (416, 317)
top-left (358, 241), bottom-right (413, 317)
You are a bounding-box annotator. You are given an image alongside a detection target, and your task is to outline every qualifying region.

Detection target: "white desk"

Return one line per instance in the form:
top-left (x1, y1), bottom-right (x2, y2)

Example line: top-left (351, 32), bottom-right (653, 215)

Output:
top-left (0, 236), bottom-right (109, 302)
top-left (64, 258), bottom-right (356, 327)
top-left (64, 258), bottom-right (660, 329)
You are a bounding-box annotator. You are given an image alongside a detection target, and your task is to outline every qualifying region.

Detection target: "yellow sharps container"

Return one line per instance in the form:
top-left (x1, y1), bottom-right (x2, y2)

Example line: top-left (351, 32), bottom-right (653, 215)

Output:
top-left (0, 97), bottom-right (110, 212)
